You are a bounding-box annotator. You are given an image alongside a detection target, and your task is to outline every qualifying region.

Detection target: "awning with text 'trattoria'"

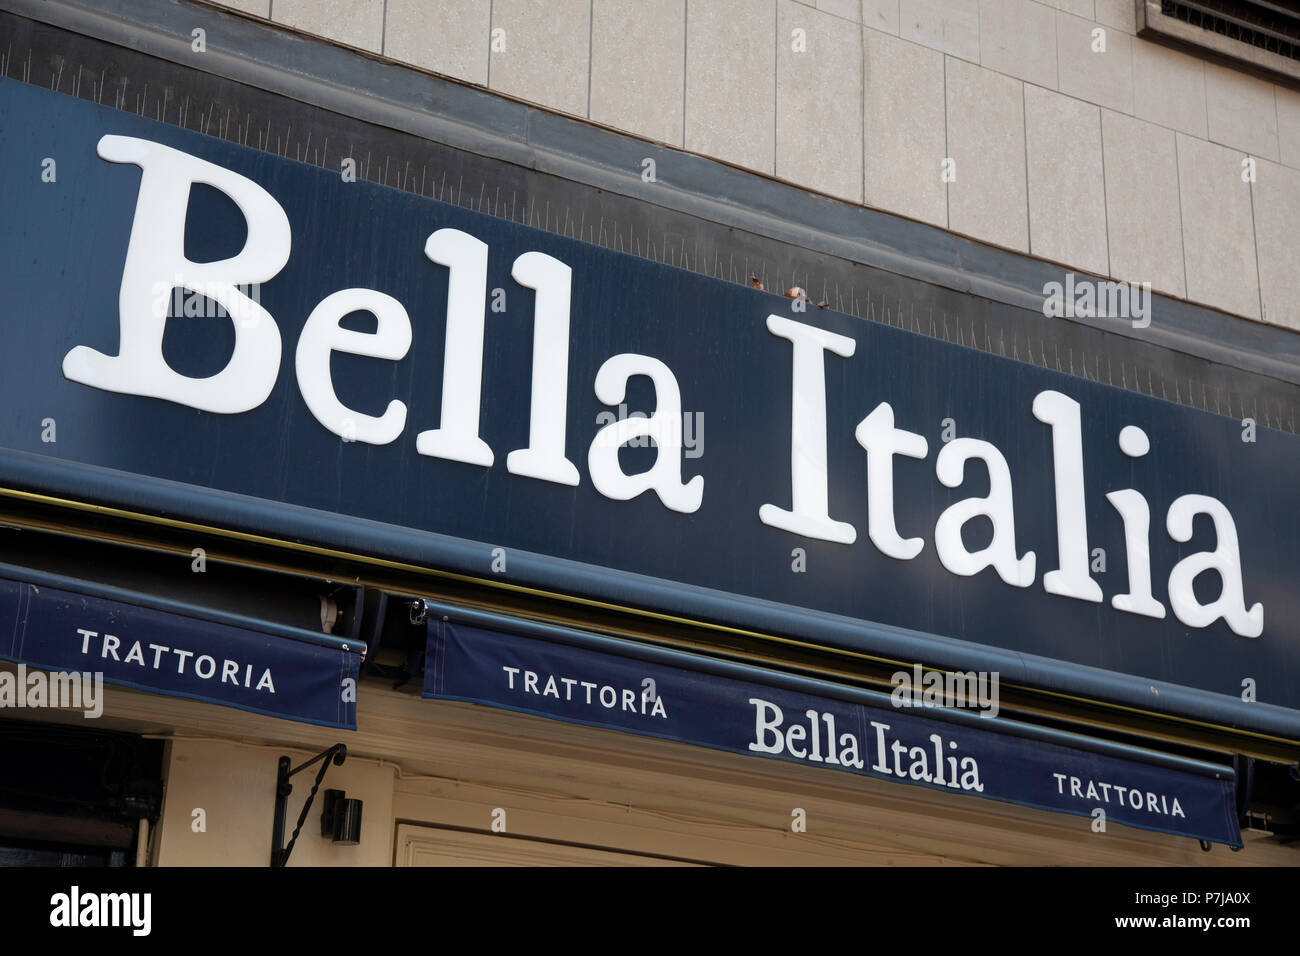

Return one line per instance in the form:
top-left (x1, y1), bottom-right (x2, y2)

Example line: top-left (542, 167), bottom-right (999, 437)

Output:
top-left (423, 603), bottom-right (1241, 847)
top-left (0, 569), bottom-right (361, 730)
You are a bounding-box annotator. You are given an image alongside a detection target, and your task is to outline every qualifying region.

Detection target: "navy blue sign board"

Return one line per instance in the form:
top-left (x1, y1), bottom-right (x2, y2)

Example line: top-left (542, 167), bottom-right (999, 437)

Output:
top-left (423, 616), bottom-right (1242, 846)
top-left (0, 78), bottom-right (1297, 740)
top-left (0, 575), bottom-right (360, 729)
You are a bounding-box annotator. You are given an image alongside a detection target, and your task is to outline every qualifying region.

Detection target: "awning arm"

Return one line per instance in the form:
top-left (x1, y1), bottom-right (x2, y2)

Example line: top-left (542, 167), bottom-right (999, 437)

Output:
top-left (0, 560), bottom-right (365, 656)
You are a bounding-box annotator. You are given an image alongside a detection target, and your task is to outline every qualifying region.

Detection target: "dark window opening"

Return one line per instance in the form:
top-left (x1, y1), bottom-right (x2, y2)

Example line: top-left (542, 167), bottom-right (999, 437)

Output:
top-left (0, 720), bottom-right (164, 867)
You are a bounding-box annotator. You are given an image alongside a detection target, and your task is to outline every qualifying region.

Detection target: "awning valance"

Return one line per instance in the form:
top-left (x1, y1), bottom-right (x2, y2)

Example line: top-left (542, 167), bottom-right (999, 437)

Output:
top-left (0, 568), bottom-right (361, 730)
top-left (422, 603), bottom-right (1241, 848)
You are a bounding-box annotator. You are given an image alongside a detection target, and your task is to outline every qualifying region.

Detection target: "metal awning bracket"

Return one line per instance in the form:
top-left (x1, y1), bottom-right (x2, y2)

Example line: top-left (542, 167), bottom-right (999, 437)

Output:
top-left (270, 743), bottom-right (348, 868)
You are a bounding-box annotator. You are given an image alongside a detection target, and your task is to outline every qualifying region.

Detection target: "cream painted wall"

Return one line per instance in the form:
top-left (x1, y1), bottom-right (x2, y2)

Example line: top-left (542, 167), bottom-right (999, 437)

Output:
top-left (154, 737), bottom-right (395, 866)
top-left (9, 672), bottom-right (1291, 867)
top-left (195, 0), bottom-right (1300, 332)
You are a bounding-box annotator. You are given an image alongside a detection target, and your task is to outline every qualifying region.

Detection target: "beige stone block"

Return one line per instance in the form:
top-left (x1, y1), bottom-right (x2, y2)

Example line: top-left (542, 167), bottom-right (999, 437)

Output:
top-left (979, 0), bottom-right (1056, 89)
top-left (489, 0), bottom-right (590, 117)
top-left (1132, 40), bottom-right (1206, 138)
top-left (591, 0), bottom-right (685, 145)
top-left (945, 56), bottom-right (1028, 251)
top-left (1024, 85), bottom-right (1107, 274)
top-left (1251, 159), bottom-right (1300, 330)
top-left (1205, 61), bottom-right (1279, 161)
top-left (1056, 9), bottom-right (1134, 114)
top-left (1094, 0), bottom-right (1138, 33)
top-left (1277, 85), bottom-right (1300, 168)
top-left (863, 27), bottom-right (947, 226)
top-left (209, 0), bottom-right (269, 16)
top-left (817, 0), bottom-right (862, 20)
top-left (776, 0), bottom-right (864, 202)
top-left (1042, 0), bottom-right (1093, 16)
top-left (1100, 110), bottom-right (1185, 297)
top-left (1176, 133), bottom-right (1260, 319)
top-left (899, 0), bottom-right (979, 62)
top-left (272, 0), bottom-right (384, 52)
top-left (685, 0), bottom-right (777, 174)
top-left (384, 0), bottom-right (490, 85)
top-left (862, 0), bottom-right (901, 34)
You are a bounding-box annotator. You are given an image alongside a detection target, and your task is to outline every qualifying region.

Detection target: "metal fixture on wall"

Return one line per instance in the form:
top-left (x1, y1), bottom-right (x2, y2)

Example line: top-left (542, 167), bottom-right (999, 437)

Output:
top-left (320, 790), bottom-right (363, 846)
top-left (270, 744), bottom-right (350, 867)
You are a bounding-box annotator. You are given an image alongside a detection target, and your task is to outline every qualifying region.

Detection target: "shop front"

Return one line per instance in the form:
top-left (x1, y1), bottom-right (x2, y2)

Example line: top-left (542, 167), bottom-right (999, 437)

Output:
top-left (0, 0), bottom-right (1298, 868)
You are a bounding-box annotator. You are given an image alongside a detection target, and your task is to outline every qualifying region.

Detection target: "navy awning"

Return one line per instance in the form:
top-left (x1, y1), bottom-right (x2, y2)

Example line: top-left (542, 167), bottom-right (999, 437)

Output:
top-left (422, 603), bottom-right (1241, 848)
top-left (0, 567), bottom-right (361, 730)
